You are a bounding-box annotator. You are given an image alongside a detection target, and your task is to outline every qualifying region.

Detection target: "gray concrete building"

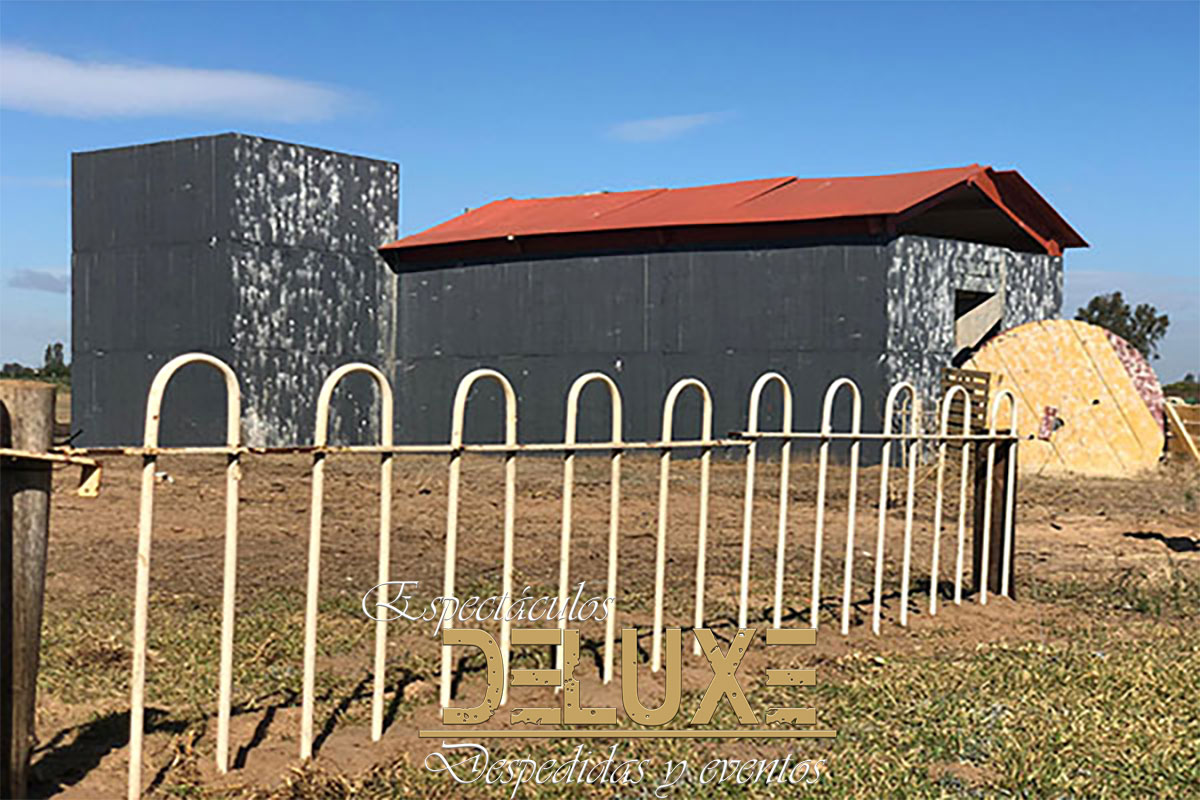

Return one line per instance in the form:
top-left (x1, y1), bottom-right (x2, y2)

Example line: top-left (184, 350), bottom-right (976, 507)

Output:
top-left (71, 135), bottom-right (1084, 447)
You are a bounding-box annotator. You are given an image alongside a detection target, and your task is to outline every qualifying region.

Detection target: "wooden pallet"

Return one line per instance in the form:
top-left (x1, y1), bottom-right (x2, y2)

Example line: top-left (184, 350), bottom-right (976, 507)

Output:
top-left (941, 367), bottom-right (990, 434)
top-left (1166, 399), bottom-right (1200, 465)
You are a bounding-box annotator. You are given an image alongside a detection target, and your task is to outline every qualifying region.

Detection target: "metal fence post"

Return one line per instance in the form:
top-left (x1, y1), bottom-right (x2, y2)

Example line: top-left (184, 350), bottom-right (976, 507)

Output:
top-left (126, 354), bottom-right (241, 799)
top-left (739, 372), bottom-right (793, 633)
top-left (300, 363), bottom-right (394, 760)
top-left (871, 382), bottom-right (918, 635)
top-left (555, 373), bottom-right (622, 685)
top-left (0, 380), bottom-right (55, 800)
top-left (810, 378), bottom-right (861, 635)
top-left (650, 378), bottom-right (712, 671)
top-left (439, 369), bottom-right (518, 708)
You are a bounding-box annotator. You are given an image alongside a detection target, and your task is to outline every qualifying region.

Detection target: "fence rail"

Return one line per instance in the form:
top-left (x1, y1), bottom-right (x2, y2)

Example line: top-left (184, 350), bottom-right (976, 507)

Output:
top-left (61, 354), bottom-right (1018, 800)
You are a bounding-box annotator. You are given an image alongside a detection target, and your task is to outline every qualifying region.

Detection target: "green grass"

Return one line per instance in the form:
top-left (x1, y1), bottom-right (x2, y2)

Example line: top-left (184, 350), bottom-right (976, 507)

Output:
top-left (224, 620), bottom-right (1198, 798)
top-left (36, 550), bottom-right (1200, 798)
top-left (198, 573), bottom-right (1200, 798)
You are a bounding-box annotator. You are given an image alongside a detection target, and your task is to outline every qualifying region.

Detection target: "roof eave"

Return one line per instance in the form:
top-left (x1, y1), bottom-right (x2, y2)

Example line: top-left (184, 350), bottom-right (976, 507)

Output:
top-left (378, 216), bottom-right (900, 273)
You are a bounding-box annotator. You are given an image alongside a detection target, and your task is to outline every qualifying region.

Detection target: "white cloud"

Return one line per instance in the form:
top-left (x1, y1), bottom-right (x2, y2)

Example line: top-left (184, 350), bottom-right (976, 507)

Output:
top-left (608, 111), bottom-right (732, 142)
top-left (6, 268), bottom-right (69, 294)
top-left (0, 44), bottom-right (349, 122)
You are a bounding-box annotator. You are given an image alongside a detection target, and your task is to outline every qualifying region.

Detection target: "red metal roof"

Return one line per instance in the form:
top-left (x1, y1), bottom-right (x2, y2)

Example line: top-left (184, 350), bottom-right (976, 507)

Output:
top-left (380, 165), bottom-right (1086, 269)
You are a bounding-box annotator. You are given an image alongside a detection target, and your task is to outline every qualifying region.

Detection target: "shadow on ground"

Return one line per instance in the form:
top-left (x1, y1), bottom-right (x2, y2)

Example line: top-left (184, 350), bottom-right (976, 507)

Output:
top-left (1123, 530), bottom-right (1200, 553)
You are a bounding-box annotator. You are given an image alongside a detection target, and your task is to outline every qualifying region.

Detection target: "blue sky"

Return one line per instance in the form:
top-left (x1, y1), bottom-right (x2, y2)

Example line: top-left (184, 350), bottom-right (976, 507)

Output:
top-left (1, 1), bottom-right (1197, 380)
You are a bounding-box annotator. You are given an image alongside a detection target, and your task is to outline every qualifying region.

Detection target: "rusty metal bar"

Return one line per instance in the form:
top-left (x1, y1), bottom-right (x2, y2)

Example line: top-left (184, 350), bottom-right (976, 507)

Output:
top-left (56, 431), bottom-right (1014, 459)
top-left (978, 397), bottom-right (996, 606)
top-left (955, 438), bottom-right (974, 606)
top-left (300, 363), bottom-right (394, 760)
top-left (1000, 401), bottom-right (1019, 599)
top-left (734, 432), bottom-right (1014, 442)
top-left (55, 439), bottom-right (747, 457)
top-left (439, 369), bottom-right (518, 708)
top-left (651, 378), bottom-right (713, 671)
top-left (128, 354), bottom-right (241, 800)
top-left (0, 448), bottom-right (101, 497)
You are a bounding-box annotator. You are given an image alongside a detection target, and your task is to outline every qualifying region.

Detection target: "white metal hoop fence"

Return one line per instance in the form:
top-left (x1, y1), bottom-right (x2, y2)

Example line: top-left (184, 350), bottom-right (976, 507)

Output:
top-left (73, 353), bottom-right (1018, 800)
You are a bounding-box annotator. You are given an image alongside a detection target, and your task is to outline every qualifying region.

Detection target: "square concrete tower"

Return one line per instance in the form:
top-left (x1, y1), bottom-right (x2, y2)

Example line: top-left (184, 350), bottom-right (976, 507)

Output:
top-left (72, 133), bottom-right (399, 446)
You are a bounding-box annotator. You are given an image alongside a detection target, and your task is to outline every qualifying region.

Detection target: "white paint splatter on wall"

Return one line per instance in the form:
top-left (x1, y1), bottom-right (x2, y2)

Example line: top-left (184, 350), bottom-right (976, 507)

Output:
top-left (885, 235), bottom-right (1062, 427)
top-left (227, 136), bottom-right (398, 446)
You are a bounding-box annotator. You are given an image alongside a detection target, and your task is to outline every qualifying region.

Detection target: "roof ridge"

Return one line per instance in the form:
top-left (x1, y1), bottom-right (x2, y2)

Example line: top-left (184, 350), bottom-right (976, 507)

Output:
top-left (591, 187), bottom-right (670, 220)
top-left (505, 185), bottom-right (658, 204)
top-left (733, 176), bottom-right (798, 207)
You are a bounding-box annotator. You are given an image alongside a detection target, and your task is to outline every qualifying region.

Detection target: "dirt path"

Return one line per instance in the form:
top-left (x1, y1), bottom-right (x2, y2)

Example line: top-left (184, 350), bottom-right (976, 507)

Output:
top-left (27, 453), bottom-right (1200, 798)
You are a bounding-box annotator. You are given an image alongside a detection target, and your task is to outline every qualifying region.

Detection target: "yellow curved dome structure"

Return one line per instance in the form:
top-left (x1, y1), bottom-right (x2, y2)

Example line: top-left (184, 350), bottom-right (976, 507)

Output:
top-left (964, 319), bottom-right (1165, 477)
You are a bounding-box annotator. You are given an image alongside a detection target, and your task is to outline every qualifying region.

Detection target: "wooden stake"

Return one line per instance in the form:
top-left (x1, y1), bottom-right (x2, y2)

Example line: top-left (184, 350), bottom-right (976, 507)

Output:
top-left (972, 436), bottom-right (1016, 599)
top-left (1, 380), bottom-right (55, 800)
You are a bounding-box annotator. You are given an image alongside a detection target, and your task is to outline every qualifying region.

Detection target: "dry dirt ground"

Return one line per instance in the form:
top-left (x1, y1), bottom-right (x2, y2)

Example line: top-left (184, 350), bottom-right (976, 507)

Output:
top-left (25, 448), bottom-right (1200, 799)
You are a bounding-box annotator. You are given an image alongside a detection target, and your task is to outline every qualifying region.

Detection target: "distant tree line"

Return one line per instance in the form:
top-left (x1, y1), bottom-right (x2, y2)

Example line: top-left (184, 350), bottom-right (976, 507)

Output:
top-left (1, 342), bottom-right (70, 387)
top-left (1163, 374), bottom-right (1199, 404)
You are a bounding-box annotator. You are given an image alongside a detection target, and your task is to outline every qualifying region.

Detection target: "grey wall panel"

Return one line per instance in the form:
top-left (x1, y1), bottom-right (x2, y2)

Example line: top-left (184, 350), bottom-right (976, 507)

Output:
top-left (71, 348), bottom-right (237, 447)
top-left (228, 245), bottom-right (387, 356)
top-left (556, 256), bottom-right (646, 355)
top-left (649, 252), bottom-right (690, 355)
top-left (393, 355), bottom-right (513, 444)
top-left (886, 237), bottom-right (956, 358)
top-left (838, 244), bottom-right (889, 351)
top-left (817, 246), bottom-right (862, 349)
top-left (141, 244), bottom-right (235, 352)
top-left (225, 239), bottom-right (398, 445)
top-left (70, 240), bottom-right (236, 444)
top-left (763, 250), bottom-right (821, 350)
top-left (236, 349), bottom-right (388, 447)
top-left (72, 136), bottom-right (225, 252)
top-left (719, 252), bottom-right (770, 352)
top-left (392, 244), bottom-right (891, 448)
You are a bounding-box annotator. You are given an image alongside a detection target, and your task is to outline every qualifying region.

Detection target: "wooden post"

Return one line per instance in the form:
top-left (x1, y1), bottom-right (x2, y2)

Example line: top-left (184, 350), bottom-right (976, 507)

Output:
top-left (972, 436), bottom-right (1017, 599)
top-left (1, 380), bottom-right (55, 800)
